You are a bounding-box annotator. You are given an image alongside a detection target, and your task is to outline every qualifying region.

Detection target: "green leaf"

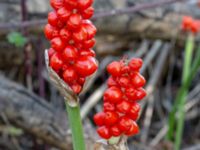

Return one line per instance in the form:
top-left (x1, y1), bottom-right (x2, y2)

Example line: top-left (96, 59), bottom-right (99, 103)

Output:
top-left (7, 32), bottom-right (27, 47)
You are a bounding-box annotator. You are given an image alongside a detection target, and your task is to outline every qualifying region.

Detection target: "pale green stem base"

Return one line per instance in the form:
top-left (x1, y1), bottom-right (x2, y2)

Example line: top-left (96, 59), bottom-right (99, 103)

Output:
top-left (65, 102), bottom-right (86, 150)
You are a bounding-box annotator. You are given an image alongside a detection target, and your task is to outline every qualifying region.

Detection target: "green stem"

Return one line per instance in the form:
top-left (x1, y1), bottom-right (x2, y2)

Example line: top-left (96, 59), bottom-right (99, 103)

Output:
top-left (166, 34), bottom-right (194, 140)
top-left (175, 44), bottom-right (200, 150)
top-left (65, 102), bottom-right (86, 150)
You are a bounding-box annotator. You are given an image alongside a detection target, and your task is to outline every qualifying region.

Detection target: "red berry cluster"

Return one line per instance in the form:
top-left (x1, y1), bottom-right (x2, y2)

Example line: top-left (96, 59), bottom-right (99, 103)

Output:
top-left (44, 0), bottom-right (98, 94)
top-left (182, 16), bottom-right (200, 34)
top-left (93, 58), bottom-right (147, 139)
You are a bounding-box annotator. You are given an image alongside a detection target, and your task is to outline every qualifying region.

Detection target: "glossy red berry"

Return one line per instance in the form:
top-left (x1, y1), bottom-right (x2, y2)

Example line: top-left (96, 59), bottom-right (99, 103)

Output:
top-left (118, 76), bottom-right (130, 87)
top-left (128, 58), bottom-right (143, 71)
top-left (50, 0), bottom-right (63, 10)
top-left (62, 45), bottom-right (78, 61)
top-left (82, 38), bottom-right (96, 49)
top-left (103, 87), bottom-right (122, 103)
top-left (107, 76), bottom-right (118, 87)
top-left (128, 102), bottom-right (140, 120)
top-left (67, 14), bottom-right (82, 30)
top-left (97, 126), bottom-right (111, 139)
top-left (78, 0), bottom-right (93, 9)
top-left (82, 7), bottom-right (94, 19)
top-left (48, 11), bottom-right (59, 27)
top-left (103, 102), bottom-right (115, 112)
top-left (70, 83), bottom-right (82, 94)
top-left (48, 48), bottom-right (56, 59)
top-left (94, 112), bottom-right (105, 126)
top-left (104, 111), bottom-right (119, 126)
top-left (130, 72), bottom-right (146, 88)
top-left (82, 20), bottom-right (97, 39)
top-left (50, 53), bottom-right (64, 71)
top-left (107, 61), bottom-right (121, 77)
top-left (64, 0), bottom-right (77, 8)
top-left (110, 125), bottom-right (121, 137)
top-left (60, 28), bottom-right (71, 42)
top-left (72, 26), bottom-right (88, 42)
top-left (135, 88), bottom-right (147, 100)
top-left (63, 67), bottom-right (78, 84)
top-left (125, 121), bottom-right (139, 136)
top-left (57, 7), bottom-right (71, 22)
top-left (116, 100), bottom-right (131, 114)
top-left (77, 77), bottom-right (85, 85)
top-left (75, 56), bottom-right (97, 77)
top-left (51, 37), bottom-right (65, 52)
top-left (118, 116), bottom-right (132, 132)
top-left (44, 24), bottom-right (59, 40)
top-left (79, 49), bottom-right (95, 57)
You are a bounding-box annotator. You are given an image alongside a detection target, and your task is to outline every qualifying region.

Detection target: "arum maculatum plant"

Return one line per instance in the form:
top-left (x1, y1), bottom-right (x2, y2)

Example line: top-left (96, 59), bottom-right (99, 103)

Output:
top-left (167, 16), bottom-right (200, 150)
top-left (44, 0), bottom-right (97, 150)
top-left (94, 58), bottom-right (147, 149)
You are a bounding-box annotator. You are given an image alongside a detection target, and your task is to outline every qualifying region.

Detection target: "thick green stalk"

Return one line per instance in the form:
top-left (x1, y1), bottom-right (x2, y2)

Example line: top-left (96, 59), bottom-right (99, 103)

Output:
top-left (65, 102), bottom-right (86, 150)
top-left (166, 34), bottom-right (194, 140)
top-left (175, 43), bottom-right (200, 150)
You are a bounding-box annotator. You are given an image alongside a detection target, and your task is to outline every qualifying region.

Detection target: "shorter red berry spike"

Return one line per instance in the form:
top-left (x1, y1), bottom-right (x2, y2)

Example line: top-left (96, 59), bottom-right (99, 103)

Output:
top-left (181, 16), bottom-right (200, 34)
top-left (94, 58), bottom-right (146, 139)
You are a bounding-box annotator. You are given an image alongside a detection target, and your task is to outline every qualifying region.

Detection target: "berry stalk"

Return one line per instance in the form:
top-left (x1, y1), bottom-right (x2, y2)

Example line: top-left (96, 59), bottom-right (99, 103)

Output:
top-left (65, 102), bottom-right (86, 150)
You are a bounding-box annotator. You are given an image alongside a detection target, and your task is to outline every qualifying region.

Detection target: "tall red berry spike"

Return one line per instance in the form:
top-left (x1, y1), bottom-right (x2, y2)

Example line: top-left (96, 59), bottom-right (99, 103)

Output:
top-left (94, 58), bottom-right (146, 140)
top-left (44, 0), bottom-right (98, 96)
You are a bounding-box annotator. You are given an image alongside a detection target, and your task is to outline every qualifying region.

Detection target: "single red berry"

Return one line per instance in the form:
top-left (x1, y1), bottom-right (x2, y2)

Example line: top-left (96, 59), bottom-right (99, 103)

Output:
top-left (72, 26), bottom-right (88, 42)
top-left (103, 102), bottom-right (115, 112)
top-left (48, 48), bottom-right (56, 59)
top-left (64, 0), bottom-right (77, 8)
top-left (107, 61), bottom-right (122, 77)
top-left (44, 24), bottom-right (59, 40)
top-left (60, 28), bottom-right (71, 42)
top-left (130, 72), bottom-right (146, 88)
top-left (97, 126), bottom-right (111, 139)
top-left (125, 121), bottom-right (139, 136)
top-left (110, 125), bottom-right (121, 137)
top-left (82, 38), bottom-right (96, 49)
top-left (121, 66), bottom-right (130, 74)
top-left (51, 37), bottom-right (65, 52)
top-left (128, 102), bottom-right (140, 120)
top-left (182, 16), bottom-right (193, 31)
top-left (77, 77), bottom-right (85, 85)
top-left (67, 13), bottom-right (82, 30)
top-left (57, 7), bottom-right (71, 22)
top-left (117, 76), bottom-right (130, 88)
top-left (70, 83), bottom-right (82, 94)
top-left (82, 7), bottom-right (94, 19)
top-left (128, 58), bottom-right (143, 71)
top-left (79, 49), bottom-right (95, 57)
top-left (104, 111), bottom-right (119, 126)
top-left (135, 88), bottom-right (147, 100)
top-left (78, 0), bottom-right (93, 9)
top-left (63, 67), bottom-right (78, 84)
top-left (118, 116), bottom-right (133, 132)
top-left (48, 12), bottom-right (64, 28)
top-left (94, 112), bottom-right (105, 126)
top-left (50, 0), bottom-right (64, 10)
top-left (62, 45), bottom-right (78, 61)
top-left (74, 56), bottom-right (98, 77)
top-left (103, 87), bottom-right (122, 103)
top-left (50, 53), bottom-right (63, 71)
top-left (82, 20), bottom-right (97, 39)
top-left (116, 100), bottom-right (131, 114)
top-left (125, 87), bottom-right (137, 100)
top-left (107, 76), bottom-right (118, 87)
